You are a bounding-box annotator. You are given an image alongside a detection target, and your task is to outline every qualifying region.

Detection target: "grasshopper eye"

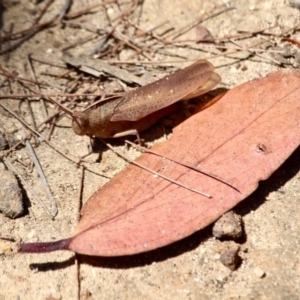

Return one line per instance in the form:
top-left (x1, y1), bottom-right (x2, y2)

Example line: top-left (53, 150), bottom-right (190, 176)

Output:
top-left (72, 111), bottom-right (89, 135)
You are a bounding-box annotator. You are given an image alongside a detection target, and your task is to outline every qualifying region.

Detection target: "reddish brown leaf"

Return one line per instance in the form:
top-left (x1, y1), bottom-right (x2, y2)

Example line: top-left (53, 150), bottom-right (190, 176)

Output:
top-left (19, 70), bottom-right (300, 256)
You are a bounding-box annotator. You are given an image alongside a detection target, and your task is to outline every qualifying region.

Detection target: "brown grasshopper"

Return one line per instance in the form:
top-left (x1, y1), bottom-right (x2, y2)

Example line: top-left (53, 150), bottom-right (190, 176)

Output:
top-left (56, 60), bottom-right (221, 140)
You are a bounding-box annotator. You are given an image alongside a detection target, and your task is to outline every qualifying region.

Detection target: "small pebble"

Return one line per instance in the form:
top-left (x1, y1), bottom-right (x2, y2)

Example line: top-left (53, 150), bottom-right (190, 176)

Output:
top-left (212, 211), bottom-right (243, 240)
top-left (253, 266), bottom-right (265, 278)
top-left (0, 170), bottom-right (24, 218)
top-left (219, 243), bottom-right (241, 271)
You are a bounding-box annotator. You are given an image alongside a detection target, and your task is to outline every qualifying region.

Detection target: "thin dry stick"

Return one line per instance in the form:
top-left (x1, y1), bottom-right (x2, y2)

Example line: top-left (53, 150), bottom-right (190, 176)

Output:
top-left (30, 56), bottom-right (66, 68)
top-left (218, 23), bottom-right (280, 42)
top-left (124, 139), bottom-right (239, 192)
top-left (282, 37), bottom-right (300, 47)
top-left (3, 157), bottom-right (53, 218)
top-left (0, 2), bottom-right (106, 42)
top-left (74, 165), bottom-right (84, 300)
top-left (0, 235), bottom-right (15, 242)
top-left (163, 4), bottom-right (231, 41)
top-left (0, 2), bottom-right (109, 54)
top-left (21, 130), bottom-right (58, 217)
top-left (101, 139), bottom-right (211, 198)
top-left (101, 25), bottom-right (288, 64)
top-left (26, 54), bottom-right (48, 119)
top-left (0, 66), bottom-right (50, 87)
top-left (46, 96), bottom-right (63, 141)
top-left (0, 16), bottom-right (58, 55)
top-left (109, 1), bottom-right (157, 60)
top-left (64, 74), bottom-right (85, 94)
top-left (24, 96), bottom-right (38, 131)
top-left (33, 0), bottom-right (54, 25)
top-left (62, 34), bottom-right (96, 52)
top-left (65, 2), bottom-right (113, 19)
top-left (0, 103), bottom-right (41, 137)
top-left (116, 21), bottom-right (285, 64)
top-left (174, 42), bottom-right (285, 54)
top-left (23, 94), bottom-right (40, 145)
top-left (95, 0), bottom-right (151, 59)
top-left (229, 38), bottom-right (283, 66)
top-left (59, 0), bottom-right (73, 20)
top-left (91, 33), bottom-right (112, 56)
top-left (74, 256), bottom-right (81, 300)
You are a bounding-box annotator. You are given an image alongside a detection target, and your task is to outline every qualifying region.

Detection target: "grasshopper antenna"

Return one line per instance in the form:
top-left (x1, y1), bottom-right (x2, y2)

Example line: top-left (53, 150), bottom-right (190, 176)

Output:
top-left (48, 97), bottom-right (74, 117)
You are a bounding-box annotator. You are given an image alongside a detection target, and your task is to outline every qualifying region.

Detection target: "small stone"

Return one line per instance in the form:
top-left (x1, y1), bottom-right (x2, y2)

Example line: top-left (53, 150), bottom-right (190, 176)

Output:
top-left (212, 211), bottom-right (243, 240)
top-left (0, 170), bottom-right (24, 218)
top-left (219, 243), bottom-right (241, 271)
top-left (253, 266), bottom-right (265, 278)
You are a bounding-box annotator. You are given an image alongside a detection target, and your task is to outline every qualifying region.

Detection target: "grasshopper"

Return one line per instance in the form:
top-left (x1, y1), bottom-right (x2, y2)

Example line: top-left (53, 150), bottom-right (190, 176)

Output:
top-left (67, 60), bottom-right (221, 139)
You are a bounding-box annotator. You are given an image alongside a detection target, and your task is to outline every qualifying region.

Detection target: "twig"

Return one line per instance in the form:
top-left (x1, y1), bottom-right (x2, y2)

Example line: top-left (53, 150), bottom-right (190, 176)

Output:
top-left (101, 139), bottom-right (212, 198)
top-left (0, 16), bottom-right (58, 55)
top-left (164, 4), bottom-right (232, 41)
top-left (21, 130), bottom-right (58, 217)
top-left (229, 39), bottom-right (283, 66)
top-left (30, 56), bottom-right (66, 68)
top-left (0, 67), bottom-right (50, 88)
top-left (26, 54), bottom-right (48, 120)
top-left (74, 165), bottom-right (84, 300)
top-left (61, 34), bottom-right (96, 52)
top-left (59, 0), bottom-right (73, 20)
top-left (124, 140), bottom-right (239, 192)
top-left (33, 0), bottom-right (54, 25)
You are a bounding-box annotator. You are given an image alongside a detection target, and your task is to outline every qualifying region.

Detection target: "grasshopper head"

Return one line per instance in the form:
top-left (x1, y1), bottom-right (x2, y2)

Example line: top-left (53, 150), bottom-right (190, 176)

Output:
top-left (72, 111), bottom-right (89, 136)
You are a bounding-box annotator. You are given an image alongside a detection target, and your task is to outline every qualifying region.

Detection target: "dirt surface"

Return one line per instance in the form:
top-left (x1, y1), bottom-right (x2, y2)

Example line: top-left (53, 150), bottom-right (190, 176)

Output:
top-left (1, 0), bottom-right (300, 299)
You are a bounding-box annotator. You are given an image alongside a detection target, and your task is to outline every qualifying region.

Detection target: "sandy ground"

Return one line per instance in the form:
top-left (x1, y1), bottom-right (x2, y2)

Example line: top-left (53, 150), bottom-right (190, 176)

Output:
top-left (0, 0), bottom-right (300, 299)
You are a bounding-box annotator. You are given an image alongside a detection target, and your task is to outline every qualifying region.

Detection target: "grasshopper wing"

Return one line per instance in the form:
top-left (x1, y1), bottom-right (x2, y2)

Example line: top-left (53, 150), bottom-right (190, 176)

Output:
top-left (110, 60), bottom-right (220, 122)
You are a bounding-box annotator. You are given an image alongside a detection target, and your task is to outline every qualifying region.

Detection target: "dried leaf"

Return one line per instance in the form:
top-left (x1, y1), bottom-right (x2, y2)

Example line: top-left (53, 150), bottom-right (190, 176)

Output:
top-left (195, 25), bottom-right (215, 42)
top-left (19, 70), bottom-right (300, 256)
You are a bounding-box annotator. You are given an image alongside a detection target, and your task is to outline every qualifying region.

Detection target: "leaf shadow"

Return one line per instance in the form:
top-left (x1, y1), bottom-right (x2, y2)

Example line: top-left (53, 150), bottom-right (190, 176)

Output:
top-left (29, 256), bottom-right (75, 272)
top-left (79, 226), bottom-right (212, 269)
top-left (234, 145), bottom-right (300, 216)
